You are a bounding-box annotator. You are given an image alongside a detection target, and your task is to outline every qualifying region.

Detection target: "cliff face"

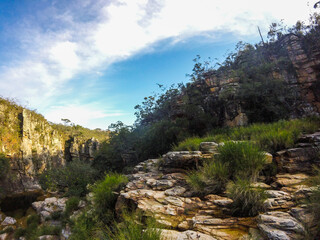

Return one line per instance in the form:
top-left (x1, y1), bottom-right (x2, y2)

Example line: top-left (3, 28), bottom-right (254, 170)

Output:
top-left (191, 34), bottom-right (320, 127)
top-left (0, 100), bottom-right (102, 196)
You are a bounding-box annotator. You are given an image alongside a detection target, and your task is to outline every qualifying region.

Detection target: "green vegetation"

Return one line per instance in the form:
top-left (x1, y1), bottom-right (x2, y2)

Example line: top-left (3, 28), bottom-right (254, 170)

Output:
top-left (0, 153), bottom-right (10, 179)
top-left (39, 160), bottom-right (97, 197)
top-left (226, 179), bottom-right (267, 217)
top-left (91, 173), bottom-right (128, 222)
top-left (65, 196), bottom-right (80, 215)
top-left (174, 118), bottom-right (320, 153)
top-left (104, 211), bottom-right (161, 240)
top-left (187, 141), bottom-right (266, 194)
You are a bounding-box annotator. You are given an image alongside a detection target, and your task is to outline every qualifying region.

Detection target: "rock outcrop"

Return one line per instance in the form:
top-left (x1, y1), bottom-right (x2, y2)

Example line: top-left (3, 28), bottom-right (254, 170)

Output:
top-left (116, 132), bottom-right (320, 239)
top-left (0, 100), bottom-right (104, 196)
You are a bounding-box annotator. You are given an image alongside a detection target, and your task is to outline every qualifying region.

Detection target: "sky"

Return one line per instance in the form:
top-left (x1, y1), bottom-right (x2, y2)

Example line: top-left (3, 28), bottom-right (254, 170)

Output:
top-left (0, 0), bottom-right (318, 129)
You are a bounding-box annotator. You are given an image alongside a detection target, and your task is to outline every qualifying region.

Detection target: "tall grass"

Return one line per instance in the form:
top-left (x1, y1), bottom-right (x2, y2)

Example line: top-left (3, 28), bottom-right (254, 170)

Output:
top-left (104, 211), bottom-right (161, 240)
top-left (174, 118), bottom-right (320, 153)
top-left (227, 179), bottom-right (267, 217)
top-left (91, 173), bottom-right (128, 222)
top-left (187, 141), bottom-right (266, 193)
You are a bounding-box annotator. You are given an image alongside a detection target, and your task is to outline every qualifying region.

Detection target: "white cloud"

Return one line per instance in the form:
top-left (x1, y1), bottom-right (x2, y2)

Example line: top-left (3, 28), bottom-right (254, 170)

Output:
top-left (0, 0), bottom-right (316, 127)
top-left (44, 104), bottom-right (126, 129)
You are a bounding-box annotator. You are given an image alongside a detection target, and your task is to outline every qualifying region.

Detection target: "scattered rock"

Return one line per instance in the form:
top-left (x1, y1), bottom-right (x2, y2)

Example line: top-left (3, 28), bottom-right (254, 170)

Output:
top-left (1, 216), bottom-right (16, 226)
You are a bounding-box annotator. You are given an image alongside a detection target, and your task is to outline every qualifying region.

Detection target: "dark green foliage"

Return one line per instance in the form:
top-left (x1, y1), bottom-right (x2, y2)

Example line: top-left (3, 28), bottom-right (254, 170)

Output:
top-left (91, 173), bottom-right (128, 222)
top-left (0, 153), bottom-right (9, 179)
top-left (14, 228), bottom-right (26, 238)
top-left (65, 196), bottom-right (80, 215)
top-left (37, 225), bottom-right (61, 236)
top-left (215, 141), bottom-right (266, 181)
top-left (39, 160), bottom-right (97, 197)
top-left (227, 179), bottom-right (267, 217)
top-left (26, 214), bottom-right (40, 226)
top-left (187, 141), bottom-right (266, 194)
top-left (175, 118), bottom-right (320, 153)
top-left (104, 211), bottom-right (161, 240)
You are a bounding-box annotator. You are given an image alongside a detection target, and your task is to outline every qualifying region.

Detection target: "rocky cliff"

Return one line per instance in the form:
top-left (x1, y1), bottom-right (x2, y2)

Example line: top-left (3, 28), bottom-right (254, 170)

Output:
top-left (116, 132), bottom-right (320, 239)
top-left (0, 99), bottom-right (104, 196)
top-left (185, 34), bottom-right (320, 127)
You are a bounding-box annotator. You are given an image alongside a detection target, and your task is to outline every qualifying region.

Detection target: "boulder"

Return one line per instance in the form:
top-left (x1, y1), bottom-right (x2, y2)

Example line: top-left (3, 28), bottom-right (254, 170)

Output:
top-left (162, 151), bottom-right (203, 170)
top-left (1, 216), bottom-right (16, 226)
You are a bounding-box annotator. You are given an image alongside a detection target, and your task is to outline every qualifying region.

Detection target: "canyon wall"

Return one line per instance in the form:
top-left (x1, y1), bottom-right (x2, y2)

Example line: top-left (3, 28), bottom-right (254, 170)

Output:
top-left (0, 101), bottom-right (101, 196)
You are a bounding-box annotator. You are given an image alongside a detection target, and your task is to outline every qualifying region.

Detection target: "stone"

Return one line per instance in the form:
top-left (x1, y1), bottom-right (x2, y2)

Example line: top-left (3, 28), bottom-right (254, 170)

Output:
top-left (161, 229), bottom-right (217, 240)
top-left (1, 216), bottom-right (16, 226)
top-left (258, 224), bottom-right (290, 240)
top-left (0, 233), bottom-right (8, 240)
top-left (200, 142), bottom-right (219, 154)
top-left (251, 182), bottom-right (271, 189)
top-left (275, 173), bottom-right (309, 187)
top-left (275, 147), bottom-right (320, 173)
top-left (38, 235), bottom-right (60, 240)
top-left (258, 211), bottom-right (305, 235)
top-left (162, 151), bottom-right (203, 170)
top-left (165, 187), bottom-right (187, 196)
top-left (264, 152), bottom-right (273, 164)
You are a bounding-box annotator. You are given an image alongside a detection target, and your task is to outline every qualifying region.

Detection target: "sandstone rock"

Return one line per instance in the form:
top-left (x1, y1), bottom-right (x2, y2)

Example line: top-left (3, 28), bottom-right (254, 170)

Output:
top-left (161, 229), bottom-right (218, 240)
top-left (32, 197), bottom-right (68, 221)
top-left (38, 235), bottom-right (60, 240)
top-left (162, 151), bottom-right (203, 170)
top-left (200, 142), bottom-right (219, 154)
top-left (1, 216), bottom-right (16, 226)
top-left (258, 211), bottom-right (305, 239)
top-left (0, 233), bottom-right (8, 240)
top-left (258, 224), bottom-right (290, 240)
top-left (165, 187), bottom-right (187, 196)
top-left (275, 147), bottom-right (320, 173)
top-left (275, 173), bottom-right (309, 187)
top-left (204, 195), bottom-right (233, 207)
top-left (264, 152), bottom-right (273, 164)
top-left (250, 182), bottom-right (271, 189)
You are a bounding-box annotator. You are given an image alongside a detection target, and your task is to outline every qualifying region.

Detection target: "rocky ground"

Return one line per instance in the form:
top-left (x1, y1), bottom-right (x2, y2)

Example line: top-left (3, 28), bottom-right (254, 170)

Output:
top-left (1, 132), bottom-right (319, 240)
top-left (115, 132), bottom-right (320, 240)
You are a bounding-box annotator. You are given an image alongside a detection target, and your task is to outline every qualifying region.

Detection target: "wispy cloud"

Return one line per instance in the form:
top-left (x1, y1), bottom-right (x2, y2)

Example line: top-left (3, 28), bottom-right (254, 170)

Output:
top-left (0, 0), bottom-right (315, 128)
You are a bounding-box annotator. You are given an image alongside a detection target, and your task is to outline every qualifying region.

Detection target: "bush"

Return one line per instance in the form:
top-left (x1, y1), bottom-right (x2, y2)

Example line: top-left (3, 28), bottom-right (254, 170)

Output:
top-left (69, 212), bottom-right (101, 240)
top-left (216, 141), bottom-right (266, 181)
top-left (0, 153), bottom-right (10, 179)
top-left (26, 214), bottom-right (40, 226)
top-left (105, 211), bottom-right (161, 240)
top-left (37, 225), bottom-right (61, 236)
top-left (39, 160), bottom-right (97, 197)
top-left (186, 171), bottom-right (206, 192)
top-left (227, 179), bottom-right (267, 217)
top-left (14, 228), bottom-right (26, 238)
top-left (65, 197), bottom-right (80, 215)
top-left (91, 173), bottom-right (128, 222)
top-left (174, 118), bottom-right (320, 153)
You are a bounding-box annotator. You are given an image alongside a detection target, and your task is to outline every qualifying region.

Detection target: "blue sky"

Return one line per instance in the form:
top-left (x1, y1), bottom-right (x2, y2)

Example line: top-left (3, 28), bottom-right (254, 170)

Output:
top-left (0, 0), bottom-right (317, 129)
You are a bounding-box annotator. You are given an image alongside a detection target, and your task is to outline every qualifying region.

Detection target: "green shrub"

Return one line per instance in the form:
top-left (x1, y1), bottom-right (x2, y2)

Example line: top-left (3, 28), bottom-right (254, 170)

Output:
top-left (37, 225), bottom-right (61, 236)
top-left (0, 153), bottom-right (10, 179)
top-left (91, 173), bottom-right (128, 222)
top-left (39, 160), bottom-right (97, 197)
top-left (174, 118), bottom-right (320, 153)
top-left (26, 214), bottom-right (40, 226)
top-left (65, 197), bottom-right (80, 215)
top-left (106, 211), bottom-right (161, 240)
top-left (51, 211), bottom-right (63, 220)
top-left (202, 160), bottom-right (230, 192)
top-left (69, 212), bottom-right (100, 240)
top-left (186, 171), bottom-right (206, 192)
top-left (227, 179), bottom-right (267, 217)
top-left (14, 227), bottom-right (26, 238)
top-left (216, 141), bottom-right (266, 181)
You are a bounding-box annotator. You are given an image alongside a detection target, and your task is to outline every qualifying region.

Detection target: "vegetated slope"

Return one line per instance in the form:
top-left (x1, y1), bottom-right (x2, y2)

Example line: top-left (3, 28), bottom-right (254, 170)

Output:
top-left (93, 15), bottom-right (320, 174)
